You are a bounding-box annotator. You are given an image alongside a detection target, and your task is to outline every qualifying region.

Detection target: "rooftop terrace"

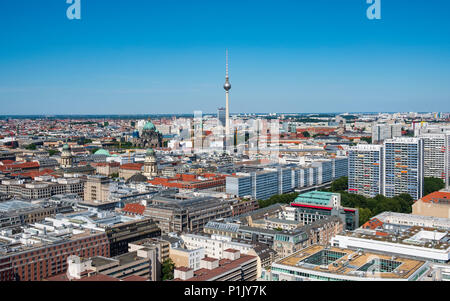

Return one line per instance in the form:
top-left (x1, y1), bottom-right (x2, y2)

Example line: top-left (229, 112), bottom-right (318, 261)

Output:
top-left (276, 245), bottom-right (427, 280)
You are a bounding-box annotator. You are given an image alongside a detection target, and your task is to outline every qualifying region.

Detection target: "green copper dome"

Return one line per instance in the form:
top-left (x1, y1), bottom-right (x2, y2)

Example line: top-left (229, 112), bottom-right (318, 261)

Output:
top-left (143, 121), bottom-right (156, 131)
top-left (146, 148), bottom-right (155, 156)
top-left (94, 149), bottom-right (110, 156)
top-left (62, 144), bottom-right (70, 150)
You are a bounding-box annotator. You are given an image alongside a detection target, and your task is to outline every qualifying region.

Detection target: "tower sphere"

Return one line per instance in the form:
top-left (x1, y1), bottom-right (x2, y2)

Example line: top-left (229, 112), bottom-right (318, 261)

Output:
top-left (224, 81), bottom-right (231, 91)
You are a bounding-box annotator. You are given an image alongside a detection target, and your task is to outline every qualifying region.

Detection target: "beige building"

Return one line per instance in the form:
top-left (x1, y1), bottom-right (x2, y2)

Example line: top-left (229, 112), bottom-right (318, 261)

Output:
top-left (412, 191), bottom-right (450, 219)
top-left (169, 247), bottom-right (205, 271)
top-left (119, 163), bottom-right (144, 180)
top-left (129, 238), bottom-right (170, 280)
top-left (95, 162), bottom-right (120, 176)
top-left (84, 175), bottom-right (111, 202)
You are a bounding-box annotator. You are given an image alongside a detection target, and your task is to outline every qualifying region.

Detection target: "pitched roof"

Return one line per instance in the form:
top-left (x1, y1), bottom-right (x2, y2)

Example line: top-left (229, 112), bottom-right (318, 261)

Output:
top-left (120, 163), bottom-right (143, 170)
top-left (121, 275), bottom-right (148, 281)
top-left (421, 191), bottom-right (450, 204)
top-left (362, 218), bottom-right (383, 230)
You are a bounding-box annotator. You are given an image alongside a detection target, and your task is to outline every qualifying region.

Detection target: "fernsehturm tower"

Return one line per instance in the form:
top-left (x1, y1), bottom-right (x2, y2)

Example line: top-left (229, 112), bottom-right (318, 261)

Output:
top-left (224, 50), bottom-right (231, 137)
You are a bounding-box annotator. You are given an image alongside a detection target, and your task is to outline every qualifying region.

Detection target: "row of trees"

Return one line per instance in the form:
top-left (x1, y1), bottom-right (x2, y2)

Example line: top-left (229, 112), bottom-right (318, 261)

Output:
top-left (257, 192), bottom-right (299, 209)
top-left (256, 176), bottom-right (445, 226)
top-left (327, 176), bottom-right (445, 225)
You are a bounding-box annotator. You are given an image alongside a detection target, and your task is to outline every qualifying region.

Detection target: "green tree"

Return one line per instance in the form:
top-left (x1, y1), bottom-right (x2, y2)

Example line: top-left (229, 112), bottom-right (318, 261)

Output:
top-left (330, 176), bottom-right (348, 192)
top-left (424, 177), bottom-right (445, 196)
top-left (257, 192), bottom-right (299, 209)
top-left (360, 137), bottom-right (372, 144)
top-left (162, 259), bottom-right (175, 281)
top-left (48, 149), bottom-right (59, 156)
top-left (302, 131), bottom-right (310, 138)
top-left (25, 143), bottom-right (37, 150)
top-left (358, 208), bottom-right (373, 225)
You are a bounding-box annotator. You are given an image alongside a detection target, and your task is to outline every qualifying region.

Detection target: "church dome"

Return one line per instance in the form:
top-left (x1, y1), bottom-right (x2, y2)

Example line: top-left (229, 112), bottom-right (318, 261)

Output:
top-left (94, 149), bottom-right (110, 156)
top-left (62, 144), bottom-right (70, 150)
top-left (146, 148), bottom-right (155, 156)
top-left (143, 121), bottom-right (156, 131)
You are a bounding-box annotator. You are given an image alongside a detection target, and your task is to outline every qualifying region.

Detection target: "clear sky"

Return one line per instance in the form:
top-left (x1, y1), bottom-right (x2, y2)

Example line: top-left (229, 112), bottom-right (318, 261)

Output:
top-left (0, 0), bottom-right (449, 115)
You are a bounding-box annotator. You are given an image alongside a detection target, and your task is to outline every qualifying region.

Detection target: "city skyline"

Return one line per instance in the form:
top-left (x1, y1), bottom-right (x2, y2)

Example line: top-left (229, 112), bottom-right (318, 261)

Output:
top-left (1, 1), bottom-right (450, 114)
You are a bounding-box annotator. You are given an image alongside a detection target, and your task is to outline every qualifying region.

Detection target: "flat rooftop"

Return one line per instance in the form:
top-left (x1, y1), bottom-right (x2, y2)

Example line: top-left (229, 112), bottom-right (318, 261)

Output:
top-left (276, 245), bottom-right (427, 280)
top-left (293, 191), bottom-right (337, 206)
top-left (346, 225), bottom-right (450, 250)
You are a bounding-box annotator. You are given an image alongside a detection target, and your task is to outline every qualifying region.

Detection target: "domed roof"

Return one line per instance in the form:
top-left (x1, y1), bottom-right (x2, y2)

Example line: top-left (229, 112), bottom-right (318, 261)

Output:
top-left (126, 173), bottom-right (148, 184)
top-left (94, 149), bottom-right (110, 156)
top-left (146, 148), bottom-right (155, 156)
top-left (143, 121), bottom-right (156, 131)
top-left (62, 144), bottom-right (70, 150)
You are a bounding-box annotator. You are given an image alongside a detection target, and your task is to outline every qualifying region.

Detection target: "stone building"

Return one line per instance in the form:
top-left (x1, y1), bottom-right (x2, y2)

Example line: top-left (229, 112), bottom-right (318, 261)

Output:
top-left (132, 121), bottom-right (162, 148)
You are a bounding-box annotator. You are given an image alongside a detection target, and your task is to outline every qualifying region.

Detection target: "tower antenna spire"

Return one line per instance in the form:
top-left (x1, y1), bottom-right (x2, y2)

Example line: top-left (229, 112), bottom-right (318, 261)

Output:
top-left (226, 49), bottom-right (229, 78)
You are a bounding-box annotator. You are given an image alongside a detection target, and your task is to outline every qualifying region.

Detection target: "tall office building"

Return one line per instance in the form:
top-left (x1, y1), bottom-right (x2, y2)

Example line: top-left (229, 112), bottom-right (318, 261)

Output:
top-left (383, 137), bottom-right (424, 199)
top-left (348, 144), bottom-right (384, 198)
top-left (372, 123), bottom-right (402, 143)
top-left (419, 133), bottom-right (449, 180)
top-left (217, 107), bottom-right (226, 127)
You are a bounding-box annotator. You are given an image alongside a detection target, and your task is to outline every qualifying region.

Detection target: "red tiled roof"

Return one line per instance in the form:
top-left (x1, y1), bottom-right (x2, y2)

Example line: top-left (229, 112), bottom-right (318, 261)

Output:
top-left (362, 218), bottom-right (383, 230)
top-left (120, 163), bottom-right (143, 170)
top-left (121, 275), bottom-right (148, 281)
top-left (202, 257), bottom-right (219, 262)
top-left (175, 266), bottom-right (193, 272)
top-left (421, 191), bottom-right (450, 204)
top-left (0, 161), bottom-right (39, 171)
top-left (10, 168), bottom-right (56, 179)
top-left (0, 160), bottom-right (14, 165)
top-left (77, 274), bottom-right (120, 281)
top-left (224, 248), bottom-right (239, 253)
top-left (122, 203), bottom-right (146, 215)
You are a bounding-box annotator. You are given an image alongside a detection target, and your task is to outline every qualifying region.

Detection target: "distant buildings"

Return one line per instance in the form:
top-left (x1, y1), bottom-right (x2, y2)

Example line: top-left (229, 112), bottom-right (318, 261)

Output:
top-left (217, 107), bottom-right (226, 127)
top-left (0, 177), bottom-right (84, 200)
top-left (372, 123), bottom-right (402, 143)
top-left (226, 157), bottom-right (348, 200)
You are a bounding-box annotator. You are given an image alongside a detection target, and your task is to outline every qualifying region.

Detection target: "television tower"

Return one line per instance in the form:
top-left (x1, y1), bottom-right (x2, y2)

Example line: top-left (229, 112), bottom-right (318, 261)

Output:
top-left (224, 49), bottom-right (231, 137)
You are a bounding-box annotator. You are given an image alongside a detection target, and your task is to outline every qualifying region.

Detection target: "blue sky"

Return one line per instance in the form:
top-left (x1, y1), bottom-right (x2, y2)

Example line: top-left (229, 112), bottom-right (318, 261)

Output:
top-left (0, 0), bottom-right (449, 115)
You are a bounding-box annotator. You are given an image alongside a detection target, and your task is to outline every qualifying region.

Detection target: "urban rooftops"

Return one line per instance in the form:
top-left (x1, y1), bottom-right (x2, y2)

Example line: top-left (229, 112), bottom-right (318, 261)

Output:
top-left (275, 245), bottom-right (428, 280)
